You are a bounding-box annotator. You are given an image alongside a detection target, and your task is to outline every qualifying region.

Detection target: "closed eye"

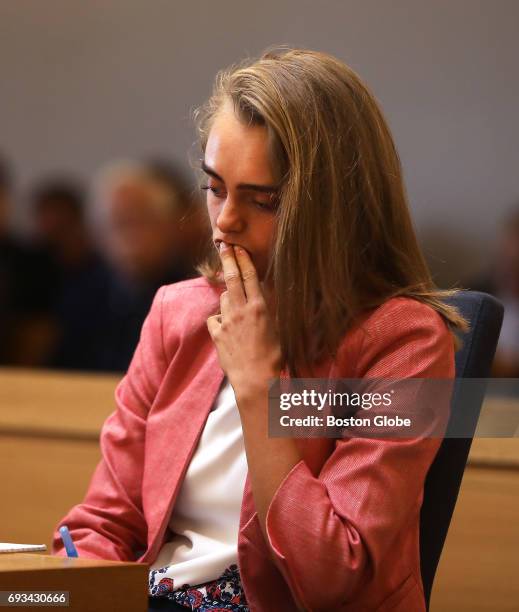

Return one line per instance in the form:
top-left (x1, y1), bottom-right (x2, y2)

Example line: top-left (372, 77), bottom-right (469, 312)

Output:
top-left (249, 191), bottom-right (280, 212)
top-left (201, 184), bottom-right (279, 213)
top-left (201, 185), bottom-right (226, 198)
top-left (251, 198), bottom-right (279, 212)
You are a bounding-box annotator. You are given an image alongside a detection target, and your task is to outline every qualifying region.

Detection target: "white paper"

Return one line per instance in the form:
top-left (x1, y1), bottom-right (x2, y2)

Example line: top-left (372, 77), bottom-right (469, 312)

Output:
top-left (0, 543), bottom-right (47, 553)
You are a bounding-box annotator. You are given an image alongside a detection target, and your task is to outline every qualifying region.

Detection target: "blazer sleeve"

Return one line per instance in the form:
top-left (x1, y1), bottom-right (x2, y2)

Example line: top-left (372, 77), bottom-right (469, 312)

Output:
top-left (256, 299), bottom-right (455, 611)
top-left (51, 285), bottom-right (169, 561)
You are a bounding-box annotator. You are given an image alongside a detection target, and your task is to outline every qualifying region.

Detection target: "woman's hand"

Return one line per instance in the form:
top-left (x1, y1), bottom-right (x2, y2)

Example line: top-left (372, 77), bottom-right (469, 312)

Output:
top-left (207, 243), bottom-right (302, 549)
top-left (206, 243), bottom-right (282, 402)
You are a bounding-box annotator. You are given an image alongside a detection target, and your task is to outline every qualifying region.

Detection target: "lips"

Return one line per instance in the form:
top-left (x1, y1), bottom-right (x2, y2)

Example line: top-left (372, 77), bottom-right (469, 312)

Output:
top-left (214, 239), bottom-right (251, 256)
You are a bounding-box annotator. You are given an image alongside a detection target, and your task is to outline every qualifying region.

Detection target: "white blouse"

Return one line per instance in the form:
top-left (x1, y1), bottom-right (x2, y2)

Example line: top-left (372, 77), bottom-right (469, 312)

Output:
top-left (148, 378), bottom-right (248, 592)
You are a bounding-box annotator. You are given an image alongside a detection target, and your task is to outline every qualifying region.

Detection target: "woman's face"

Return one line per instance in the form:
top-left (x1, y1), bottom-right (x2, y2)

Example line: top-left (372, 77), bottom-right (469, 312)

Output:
top-left (203, 102), bottom-right (279, 282)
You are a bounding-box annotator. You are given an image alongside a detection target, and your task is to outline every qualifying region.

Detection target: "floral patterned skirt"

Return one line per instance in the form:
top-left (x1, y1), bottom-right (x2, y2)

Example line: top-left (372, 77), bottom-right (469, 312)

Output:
top-left (148, 563), bottom-right (249, 611)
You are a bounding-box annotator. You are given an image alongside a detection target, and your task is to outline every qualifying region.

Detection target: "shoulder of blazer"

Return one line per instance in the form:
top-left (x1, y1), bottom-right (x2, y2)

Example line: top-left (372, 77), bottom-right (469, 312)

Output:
top-left (334, 296), bottom-right (454, 377)
top-left (355, 296), bottom-right (450, 340)
top-left (158, 276), bottom-right (225, 357)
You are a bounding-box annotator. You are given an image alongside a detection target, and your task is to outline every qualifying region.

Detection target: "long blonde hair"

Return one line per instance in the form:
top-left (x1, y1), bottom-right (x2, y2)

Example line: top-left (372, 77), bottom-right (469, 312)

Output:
top-left (194, 47), bottom-right (469, 377)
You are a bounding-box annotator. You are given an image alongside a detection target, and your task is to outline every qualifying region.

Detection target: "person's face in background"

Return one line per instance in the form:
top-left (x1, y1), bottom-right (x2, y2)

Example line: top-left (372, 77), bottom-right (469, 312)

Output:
top-left (34, 199), bottom-right (80, 247)
top-left (106, 177), bottom-right (182, 283)
top-left (203, 102), bottom-right (279, 284)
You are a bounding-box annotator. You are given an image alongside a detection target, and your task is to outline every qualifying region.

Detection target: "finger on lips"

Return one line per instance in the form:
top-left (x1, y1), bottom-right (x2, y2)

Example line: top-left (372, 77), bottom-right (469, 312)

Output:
top-left (217, 241), bottom-right (261, 302)
top-left (232, 245), bottom-right (260, 300)
top-left (218, 241), bottom-right (246, 303)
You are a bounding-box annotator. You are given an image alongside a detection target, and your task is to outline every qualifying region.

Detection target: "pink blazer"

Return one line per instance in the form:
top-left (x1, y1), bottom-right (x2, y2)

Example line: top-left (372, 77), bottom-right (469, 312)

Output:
top-left (51, 277), bottom-right (455, 611)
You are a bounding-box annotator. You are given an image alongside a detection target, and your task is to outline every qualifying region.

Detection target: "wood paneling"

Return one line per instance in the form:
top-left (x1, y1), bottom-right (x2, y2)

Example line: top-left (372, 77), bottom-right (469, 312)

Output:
top-left (0, 436), bottom-right (101, 550)
top-left (0, 368), bottom-right (120, 438)
top-left (431, 467), bottom-right (519, 612)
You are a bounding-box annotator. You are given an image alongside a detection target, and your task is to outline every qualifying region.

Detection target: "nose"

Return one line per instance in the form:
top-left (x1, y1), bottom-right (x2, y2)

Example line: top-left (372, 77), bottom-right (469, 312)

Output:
top-left (215, 196), bottom-right (246, 234)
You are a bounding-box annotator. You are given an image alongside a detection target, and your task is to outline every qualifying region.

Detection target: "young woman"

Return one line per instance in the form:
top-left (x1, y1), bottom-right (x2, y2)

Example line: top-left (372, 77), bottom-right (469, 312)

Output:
top-left (52, 48), bottom-right (468, 611)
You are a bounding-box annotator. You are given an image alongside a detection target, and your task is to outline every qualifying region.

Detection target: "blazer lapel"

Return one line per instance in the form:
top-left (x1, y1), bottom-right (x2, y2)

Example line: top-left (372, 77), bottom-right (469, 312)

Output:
top-left (141, 333), bottom-right (225, 562)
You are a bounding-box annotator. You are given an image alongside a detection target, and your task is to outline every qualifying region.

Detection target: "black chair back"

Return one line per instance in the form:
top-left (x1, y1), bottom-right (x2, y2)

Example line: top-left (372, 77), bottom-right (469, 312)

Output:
top-left (419, 291), bottom-right (504, 609)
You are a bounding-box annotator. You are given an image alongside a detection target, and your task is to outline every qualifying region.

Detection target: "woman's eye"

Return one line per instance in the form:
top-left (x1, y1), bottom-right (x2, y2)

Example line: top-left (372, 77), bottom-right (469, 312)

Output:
top-left (201, 184), bottom-right (226, 198)
top-left (251, 193), bottom-right (279, 212)
top-left (252, 200), bottom-right (277, 212)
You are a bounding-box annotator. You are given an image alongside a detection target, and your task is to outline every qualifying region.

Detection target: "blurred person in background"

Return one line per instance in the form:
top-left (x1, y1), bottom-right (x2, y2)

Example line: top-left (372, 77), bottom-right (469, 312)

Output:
top-left (2, 159), bottom-right (206, 373)
top-left (0, 153), bottom-right (26, 363)
top-left (0, 155), bottom-right (60, 366)
top-left (88, 159), bottom-right (206, 371)
top-left (103, 158), bottom-right (206, 285)
top-left (469, 205), bottom-right (519, 376)
top-left (26, 177), bottom-right (112, 370)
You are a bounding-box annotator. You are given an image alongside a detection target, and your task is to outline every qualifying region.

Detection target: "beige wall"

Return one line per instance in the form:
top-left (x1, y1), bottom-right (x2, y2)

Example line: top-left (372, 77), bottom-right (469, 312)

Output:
top-left (1, 0), bottom-right (518, 286)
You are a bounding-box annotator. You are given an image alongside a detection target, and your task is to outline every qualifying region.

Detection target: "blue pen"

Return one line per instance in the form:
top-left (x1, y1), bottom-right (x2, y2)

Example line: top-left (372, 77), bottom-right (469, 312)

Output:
top-left (59, 525), bottom-right (79, 558)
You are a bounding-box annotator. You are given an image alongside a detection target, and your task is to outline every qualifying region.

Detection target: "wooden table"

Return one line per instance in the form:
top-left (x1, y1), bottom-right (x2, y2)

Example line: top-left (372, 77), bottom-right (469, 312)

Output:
top-left (0, 553), bottom-right (147, 611)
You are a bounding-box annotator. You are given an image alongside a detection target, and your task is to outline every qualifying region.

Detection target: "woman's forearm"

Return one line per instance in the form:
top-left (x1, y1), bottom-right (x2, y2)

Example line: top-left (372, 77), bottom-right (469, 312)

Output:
top-left (236, 389), bottom-right (302, 545)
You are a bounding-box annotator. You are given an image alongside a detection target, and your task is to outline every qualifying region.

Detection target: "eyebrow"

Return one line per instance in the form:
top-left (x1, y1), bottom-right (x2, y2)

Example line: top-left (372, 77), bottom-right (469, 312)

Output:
top-left (201, 161), bottom-right (278, 194)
